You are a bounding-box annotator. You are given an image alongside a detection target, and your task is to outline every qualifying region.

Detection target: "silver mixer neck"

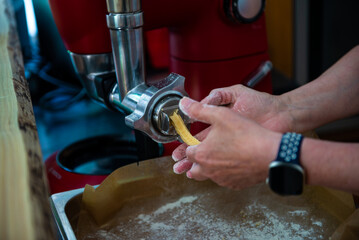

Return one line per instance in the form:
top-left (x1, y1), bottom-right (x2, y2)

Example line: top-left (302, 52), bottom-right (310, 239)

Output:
top-left (104, 0), bottom-right (190, 143)
top-left (106, 0), bottom-right (144, 101)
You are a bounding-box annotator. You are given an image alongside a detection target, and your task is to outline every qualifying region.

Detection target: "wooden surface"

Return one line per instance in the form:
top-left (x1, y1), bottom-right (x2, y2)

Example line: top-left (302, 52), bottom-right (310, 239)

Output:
top-left (0, 0), bottom-right (56, 239)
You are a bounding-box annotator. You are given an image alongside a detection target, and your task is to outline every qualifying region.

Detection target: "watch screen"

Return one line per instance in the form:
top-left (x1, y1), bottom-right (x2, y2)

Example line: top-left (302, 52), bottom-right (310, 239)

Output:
top-left (269, 165), bottom-right (303, 195)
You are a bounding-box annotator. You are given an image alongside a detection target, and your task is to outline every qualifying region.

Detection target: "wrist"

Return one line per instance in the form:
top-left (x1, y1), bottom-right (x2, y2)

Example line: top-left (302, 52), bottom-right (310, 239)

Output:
top-left (259, 131), bottom-right (282, 179)
top-left (277, 93), bottom-right (297, 132)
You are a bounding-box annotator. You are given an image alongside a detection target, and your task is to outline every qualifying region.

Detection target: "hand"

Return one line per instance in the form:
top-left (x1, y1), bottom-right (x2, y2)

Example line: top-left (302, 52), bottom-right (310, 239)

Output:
top-left (173, 85), bottom-right (291, 175)
top-left (201, 84), bottom-right (293, 132)
top-left (174, 97), bottom-right (281, 190)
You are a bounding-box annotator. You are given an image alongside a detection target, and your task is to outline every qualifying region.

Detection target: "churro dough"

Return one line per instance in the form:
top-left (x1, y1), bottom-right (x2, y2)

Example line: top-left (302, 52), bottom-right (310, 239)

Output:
top-left (170, 110), bottom-right (200, 146)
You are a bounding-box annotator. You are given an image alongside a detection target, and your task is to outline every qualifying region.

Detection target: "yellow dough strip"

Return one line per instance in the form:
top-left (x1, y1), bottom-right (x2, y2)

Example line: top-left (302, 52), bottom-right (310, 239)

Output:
top-left (170, 110), bottom-right (200, 146)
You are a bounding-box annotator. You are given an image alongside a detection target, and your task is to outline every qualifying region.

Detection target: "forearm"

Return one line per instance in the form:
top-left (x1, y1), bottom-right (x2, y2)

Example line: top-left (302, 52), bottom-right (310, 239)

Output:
top-left (279, 45), bottom-right (359, 132)
top-left (301, 138), bottom-right (359, 194)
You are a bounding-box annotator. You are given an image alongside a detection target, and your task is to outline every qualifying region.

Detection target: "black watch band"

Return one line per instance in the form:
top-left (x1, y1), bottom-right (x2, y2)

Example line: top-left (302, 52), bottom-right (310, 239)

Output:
top-left (268, 132), bottom-right (305, 196)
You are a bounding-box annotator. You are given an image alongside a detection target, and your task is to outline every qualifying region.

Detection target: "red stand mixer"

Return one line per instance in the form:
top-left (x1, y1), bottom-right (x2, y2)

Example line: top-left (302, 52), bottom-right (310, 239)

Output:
top-left (47, 0), bottom-right (272, 158)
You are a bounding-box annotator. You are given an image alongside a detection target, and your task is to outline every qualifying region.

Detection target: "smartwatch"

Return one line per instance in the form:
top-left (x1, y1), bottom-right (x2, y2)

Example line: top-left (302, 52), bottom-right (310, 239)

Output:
top-left (268, 132), bottom-right (305, 196)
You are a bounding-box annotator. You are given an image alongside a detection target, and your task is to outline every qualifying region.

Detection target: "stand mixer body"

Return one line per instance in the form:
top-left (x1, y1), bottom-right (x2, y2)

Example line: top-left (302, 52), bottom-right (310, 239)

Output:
top-left (48, 0), bottom-right (272, 153)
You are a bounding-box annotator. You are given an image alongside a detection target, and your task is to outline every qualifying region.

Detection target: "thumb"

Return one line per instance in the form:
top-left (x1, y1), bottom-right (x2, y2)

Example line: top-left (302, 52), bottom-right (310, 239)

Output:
top-left (201, 90), bottom-right (223, 105)
top-left (201, 89), bottom-right (230, 106)
top-left (179, 97), bottom-right (224, 125)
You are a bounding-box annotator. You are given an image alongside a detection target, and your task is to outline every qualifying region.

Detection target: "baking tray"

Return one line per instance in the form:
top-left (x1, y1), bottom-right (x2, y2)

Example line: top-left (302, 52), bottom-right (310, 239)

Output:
top-left (50, 157), bottom-right (356, 240)
top-left (50, 188), bottom-right (84, 240)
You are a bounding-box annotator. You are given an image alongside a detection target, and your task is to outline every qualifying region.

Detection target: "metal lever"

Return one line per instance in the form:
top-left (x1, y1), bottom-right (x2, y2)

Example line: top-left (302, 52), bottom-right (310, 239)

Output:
top-left (244, 60), bottom-right (273, 88)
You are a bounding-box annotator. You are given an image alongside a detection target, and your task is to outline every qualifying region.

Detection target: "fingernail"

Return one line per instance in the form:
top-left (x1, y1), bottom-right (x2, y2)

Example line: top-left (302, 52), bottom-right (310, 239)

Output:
top-left (186, 171), bottom-right (192, 179)
top-left (179, 97), bottom-right (196, 116)
top-left (172, 153), bottom-right (179, 162)
top-left (173, 162), bottom-right (181, 174)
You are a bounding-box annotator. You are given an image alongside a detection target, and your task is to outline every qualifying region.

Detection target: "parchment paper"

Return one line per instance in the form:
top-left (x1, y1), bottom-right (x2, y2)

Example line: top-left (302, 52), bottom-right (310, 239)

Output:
top-left (75, 157), bottom-right (356, 240)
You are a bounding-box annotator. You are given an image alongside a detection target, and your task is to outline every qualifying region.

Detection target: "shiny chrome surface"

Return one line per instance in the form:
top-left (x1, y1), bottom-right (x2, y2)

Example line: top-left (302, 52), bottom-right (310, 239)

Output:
top-left (106, 0), bottom-right (145, 101)
top-left (69, 52), bottom-right (115, 106)
top-left (50, 188), bottom-right (84, 240)
top-left (123, 73), bottom-right (188, 143)
top-left (152, 95), bottom-right (183, 136)
top-left (107, 25), bottom-right (144, 101)
top-left (107, 12), bottom-right (143, 29)
top-left (236, 0), bottom-right (263, 20)
top-left (225, 0), bottom-right (265, 23)
top-left (106, 0), bottom-right (141, 13)
top-left (110, 83), bottom-right (147, 113)
top-left (105, 0), bottom-right (190, 143)
top-left (245, 60), bottom-right (273, 88)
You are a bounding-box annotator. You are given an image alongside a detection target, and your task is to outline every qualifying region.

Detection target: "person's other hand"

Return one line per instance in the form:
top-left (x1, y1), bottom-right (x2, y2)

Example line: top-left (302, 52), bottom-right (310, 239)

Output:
top-left (201, 84), bottom-right (292, 132)
top-left (173, 85), bottom-right (291, 175)
top-left (173, 97), bottom-right (281, 190)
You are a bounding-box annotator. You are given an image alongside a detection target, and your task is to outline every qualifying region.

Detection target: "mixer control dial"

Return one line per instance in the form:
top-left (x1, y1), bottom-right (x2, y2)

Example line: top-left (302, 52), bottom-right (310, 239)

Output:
top-left (224, 0), bottom-right (265, 24)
